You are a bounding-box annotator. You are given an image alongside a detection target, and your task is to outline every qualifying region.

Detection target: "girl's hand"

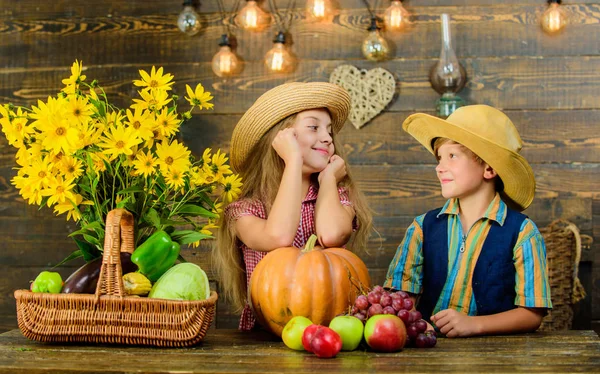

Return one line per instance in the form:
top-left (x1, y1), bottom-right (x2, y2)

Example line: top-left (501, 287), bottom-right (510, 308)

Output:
top-left (431, 309), bottom-right (480, 338)
top-left (272, 128), bottom-right (302, 166)
top-left (318, 155), bottom-right (347, 185)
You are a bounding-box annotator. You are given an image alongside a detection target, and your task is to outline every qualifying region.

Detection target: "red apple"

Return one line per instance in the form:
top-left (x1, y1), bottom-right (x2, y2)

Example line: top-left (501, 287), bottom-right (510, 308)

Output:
top-left (309, 326), bottom-right (342, 358)
top-left (302, 324), bottom-right (320, 352)
top-left (364, 314), bottom-right (407, 352)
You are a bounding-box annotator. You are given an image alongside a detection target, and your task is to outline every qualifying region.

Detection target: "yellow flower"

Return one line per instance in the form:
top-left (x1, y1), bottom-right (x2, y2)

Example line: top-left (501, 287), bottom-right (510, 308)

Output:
top-left (133, 150), bottom-right (157, 178)
top-left (39, 118), bottom-right (79, 155)
top-left (24, 156), bottom-right (54, 190)
top-left (75, 121), bottom-right (103, 149)
top-left (132, 89), bottom-right (172, 113)
top-left (41, 175), bottom-right (76, 206)
top-left (155, 107), bottom-right (180, 137)
top-left (66, 96), bottom-right (95, 126)
top-left (103, 110), bottom-right (126, 129)
top-left (164, 168), bottom-right (186, 189)
top-left (0, 106), bottom-right (34, 149)
top-left (155, 139), bottom-right (191, 174)
top-left (53, 193), bottom-right (93, 222)
top-left (91, 152), bottom-right (109, 172)
top-left (185, 83), bottom-right (214, 110)
top-left (125, 107), bottom-right (154, 142)
top-left (61, 60), bottom-right (86, 94)
top-left (133, 66), bottom-right (174, 92)
top-left (58, 155), bottom-right (84, 180)
top-left (221, 174), bottom-right (242, 203)
top-left (98, 124), bottom-right (142, 159)
top-left (29, 96), bottom-right (68, 131)
top-left (205, 149), bottom-right (233, 183)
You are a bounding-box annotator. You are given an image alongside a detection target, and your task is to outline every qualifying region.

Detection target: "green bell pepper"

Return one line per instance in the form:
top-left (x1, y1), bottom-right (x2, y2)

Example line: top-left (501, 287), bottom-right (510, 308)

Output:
top-left (131, 231), bottom-right (180, 282)
top-left (31, 271), bottom-right (63, 293)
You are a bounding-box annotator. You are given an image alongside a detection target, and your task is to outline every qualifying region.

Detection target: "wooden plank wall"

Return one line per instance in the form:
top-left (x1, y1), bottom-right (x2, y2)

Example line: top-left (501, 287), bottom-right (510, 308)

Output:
top-left (0, 0), bottom-right (599, 332)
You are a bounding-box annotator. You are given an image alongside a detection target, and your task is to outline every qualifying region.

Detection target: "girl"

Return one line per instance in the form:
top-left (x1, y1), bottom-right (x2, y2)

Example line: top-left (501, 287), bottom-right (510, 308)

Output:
top-left (214, 82), bottom-right (372, 331)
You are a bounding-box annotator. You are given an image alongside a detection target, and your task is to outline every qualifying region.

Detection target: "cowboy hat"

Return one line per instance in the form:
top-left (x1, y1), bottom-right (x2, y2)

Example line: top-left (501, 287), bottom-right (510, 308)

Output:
top-left (230, 82), bottom-right (351, 173)
top-left (402, 105), bottom-right (535, 211)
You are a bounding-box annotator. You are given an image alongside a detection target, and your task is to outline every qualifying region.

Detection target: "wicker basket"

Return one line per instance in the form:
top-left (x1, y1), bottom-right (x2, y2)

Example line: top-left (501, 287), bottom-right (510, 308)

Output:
top-left (14, 208), bottom-right (218, 347)
top-left (539, 219), bottom-right (591, 331)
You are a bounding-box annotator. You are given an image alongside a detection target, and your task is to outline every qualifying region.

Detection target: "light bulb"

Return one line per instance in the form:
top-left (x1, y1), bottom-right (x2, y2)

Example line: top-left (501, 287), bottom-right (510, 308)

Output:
top-left (265, 32), bottom-right (296, 73)
top-left (362, 18), bottom-right (390, 61)
top-left (541, 0), bottom-right (567, 34)
top-left (177, 0), bottom-right (201, 36)
top-left (429, 14), bottom-right (466, 95)
top-left (237, 0), bottom-right (270, 31)
top-left (384, 0), bottom-right (409, 31)
top-left (307, 0), bottom-right (333, 22)
top-left (212, 34), bottom-right (242, 78)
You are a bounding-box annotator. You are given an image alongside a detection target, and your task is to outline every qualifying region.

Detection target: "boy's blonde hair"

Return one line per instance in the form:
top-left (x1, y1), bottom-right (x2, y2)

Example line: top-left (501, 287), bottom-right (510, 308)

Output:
top-left (214, 113), bottom-right (373, 312)
top-left (433, 137), bottom-right (504, 192)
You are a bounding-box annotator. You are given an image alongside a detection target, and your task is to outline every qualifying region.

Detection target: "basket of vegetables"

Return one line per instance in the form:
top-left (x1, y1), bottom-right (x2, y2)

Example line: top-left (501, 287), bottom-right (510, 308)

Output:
top-left (14, 208), bottom-right (218, 347)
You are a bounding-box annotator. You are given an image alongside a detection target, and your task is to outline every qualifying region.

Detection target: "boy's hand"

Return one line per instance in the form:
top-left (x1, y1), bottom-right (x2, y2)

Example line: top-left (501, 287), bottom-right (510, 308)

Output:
top-left (318, 155), bottom-right (346, 185)
top-left (272, 128), bottom-right (302, 166)
top-left (431, 309), bottom-right (480, 338)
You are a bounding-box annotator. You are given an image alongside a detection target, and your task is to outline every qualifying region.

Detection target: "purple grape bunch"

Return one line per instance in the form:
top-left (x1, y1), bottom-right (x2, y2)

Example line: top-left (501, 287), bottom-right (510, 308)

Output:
top-left (351, 285), bottom-right (437, 348)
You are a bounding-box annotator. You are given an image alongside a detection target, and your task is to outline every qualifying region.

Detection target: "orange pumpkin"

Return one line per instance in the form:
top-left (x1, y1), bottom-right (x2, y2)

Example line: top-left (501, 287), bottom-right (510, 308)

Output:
top-left (249, 234), bottom-right (371, 336)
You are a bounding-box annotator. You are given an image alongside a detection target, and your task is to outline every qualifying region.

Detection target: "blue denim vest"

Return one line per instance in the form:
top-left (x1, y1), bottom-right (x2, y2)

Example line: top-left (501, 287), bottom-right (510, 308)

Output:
top-left (418, 206), bottom-right (527, 322)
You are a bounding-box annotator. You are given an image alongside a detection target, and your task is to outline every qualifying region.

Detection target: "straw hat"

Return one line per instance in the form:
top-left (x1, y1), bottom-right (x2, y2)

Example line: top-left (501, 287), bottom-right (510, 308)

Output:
top-left (230, 82), bottom-right (351, 173)
top-left (402, 105), bottom-right (535, 211)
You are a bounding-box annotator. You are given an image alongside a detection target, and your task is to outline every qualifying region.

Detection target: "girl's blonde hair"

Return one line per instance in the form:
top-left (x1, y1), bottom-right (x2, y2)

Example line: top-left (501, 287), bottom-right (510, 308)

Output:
top-left (214, 111), bottom-right (373, 312)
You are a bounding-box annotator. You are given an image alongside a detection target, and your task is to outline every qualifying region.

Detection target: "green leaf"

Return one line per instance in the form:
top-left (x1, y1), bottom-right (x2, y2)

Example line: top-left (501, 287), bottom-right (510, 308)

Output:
top-left (177, 204), bottom-right (218, 219)
top-left (53, 249), bottom-right (84, 268)
top-left (73, 237), bottom-right (102, 262)
top-left (117, 185), bottom-right (145, 194)
top-left (68, 221), bottom-right (103, 237)
top-left (144, 208), bottom-right (161, 229)
top-left (170, 230), bottom-right (213, 245)
top-left (83, 233), bottom-right (101, 247)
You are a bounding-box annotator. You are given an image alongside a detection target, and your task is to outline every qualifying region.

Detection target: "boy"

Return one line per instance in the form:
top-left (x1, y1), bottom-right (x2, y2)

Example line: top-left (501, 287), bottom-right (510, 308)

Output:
top-left (384, 105), bottom-right (552, 338)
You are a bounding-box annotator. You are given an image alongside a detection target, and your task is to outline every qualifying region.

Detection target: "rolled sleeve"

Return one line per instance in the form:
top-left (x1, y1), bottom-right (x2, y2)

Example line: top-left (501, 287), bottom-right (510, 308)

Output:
top-left (513, 219), bottom-right (553, 309)
top-left (384, 214), bottom-right (425, 294)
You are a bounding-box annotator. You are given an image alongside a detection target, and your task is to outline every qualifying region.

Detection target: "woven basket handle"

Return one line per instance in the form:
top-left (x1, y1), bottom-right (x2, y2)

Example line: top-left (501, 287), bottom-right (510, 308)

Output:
top-left (95, 208), bottom-right (135, 299)
top-left (562, 221), bottom-right (588, 304)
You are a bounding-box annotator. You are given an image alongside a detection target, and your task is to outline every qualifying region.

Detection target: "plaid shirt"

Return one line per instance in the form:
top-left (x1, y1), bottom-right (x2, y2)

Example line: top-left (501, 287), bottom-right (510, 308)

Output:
top-left (225, 184), bottom-right (354, 331)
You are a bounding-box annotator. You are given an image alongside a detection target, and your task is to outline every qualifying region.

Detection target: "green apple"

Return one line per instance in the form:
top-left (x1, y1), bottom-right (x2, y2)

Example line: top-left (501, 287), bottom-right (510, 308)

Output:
top-left (328, 315), bottom-right (364, 351)
top-left (282, 316), bottom-right (313, 350)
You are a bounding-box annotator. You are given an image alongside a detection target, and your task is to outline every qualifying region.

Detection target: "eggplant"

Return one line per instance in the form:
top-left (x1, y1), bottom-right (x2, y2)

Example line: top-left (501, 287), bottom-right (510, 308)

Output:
top-left (62, 252), bottom-right (138, 294)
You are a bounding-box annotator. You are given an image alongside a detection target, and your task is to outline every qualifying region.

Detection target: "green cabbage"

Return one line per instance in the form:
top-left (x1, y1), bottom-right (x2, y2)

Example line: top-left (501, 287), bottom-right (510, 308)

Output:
top-left (148, 263), bottom-right (210, 301)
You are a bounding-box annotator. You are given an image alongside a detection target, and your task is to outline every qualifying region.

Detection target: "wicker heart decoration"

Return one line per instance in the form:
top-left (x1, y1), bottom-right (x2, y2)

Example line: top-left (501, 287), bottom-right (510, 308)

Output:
top-left (329, 65), bottom-right (395, 129)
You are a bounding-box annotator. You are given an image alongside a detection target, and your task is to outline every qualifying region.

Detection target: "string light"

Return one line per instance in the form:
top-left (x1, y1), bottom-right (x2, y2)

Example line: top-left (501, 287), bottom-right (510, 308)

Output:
top-left (383, 0), bottom-right (409, 31)
top-left (177, 0), bottom-right (201, 36)
top-left (265, 31), bottom-right (296, 73)
top-left (237, 0), bottom-right (271, 31)
top-left (541, 0), bottom-right (567, 34)
top-left (362, 17), bottom-right (390, 61)
top-left (307, 0), bottom-right (333, 22)
top-left (212, 34), bottom-right (242, 77)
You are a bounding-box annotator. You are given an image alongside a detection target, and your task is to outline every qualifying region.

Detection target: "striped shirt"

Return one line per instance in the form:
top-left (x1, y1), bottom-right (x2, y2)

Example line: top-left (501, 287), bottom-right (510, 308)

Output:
top-left (225, 184), bottom-right (355, 331)
top-left (384, 194), bottom-right (552, 316)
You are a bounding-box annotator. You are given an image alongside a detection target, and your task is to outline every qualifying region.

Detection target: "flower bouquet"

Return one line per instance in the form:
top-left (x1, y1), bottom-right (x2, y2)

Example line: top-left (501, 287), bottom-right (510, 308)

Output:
top-left (1, 60), bottom-right (242, 264)
top-left (5, 61), bottom-right (240, 346)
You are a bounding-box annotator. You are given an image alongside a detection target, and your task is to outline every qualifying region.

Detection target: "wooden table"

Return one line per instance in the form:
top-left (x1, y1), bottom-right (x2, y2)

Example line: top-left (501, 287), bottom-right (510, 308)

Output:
top-left (0, 329), bottom-right (599, 373)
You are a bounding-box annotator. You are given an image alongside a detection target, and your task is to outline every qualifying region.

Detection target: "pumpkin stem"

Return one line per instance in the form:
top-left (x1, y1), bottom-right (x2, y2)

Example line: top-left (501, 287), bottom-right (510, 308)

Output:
top-left (302, 234), bottom-right (319, 252)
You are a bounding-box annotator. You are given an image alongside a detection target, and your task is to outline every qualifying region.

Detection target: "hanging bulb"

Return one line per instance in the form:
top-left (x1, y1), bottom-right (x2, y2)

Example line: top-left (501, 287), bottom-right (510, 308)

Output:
top-left (541, 0), bottom-right (567, 34)
top-left (265, 32), bottom-right (296, 73)
top-left (177, 0), bottom-right (201, 36)
top-left (362, 18), bottom-right (390, 62)
top-left (384, 0), bottom-right (410, 31)
top-left (212, 34), bottom-right (242, 78)
top-left (237, 0), bottom-right (270, 31)
top-left (307, 0), bottom-right (333, 22)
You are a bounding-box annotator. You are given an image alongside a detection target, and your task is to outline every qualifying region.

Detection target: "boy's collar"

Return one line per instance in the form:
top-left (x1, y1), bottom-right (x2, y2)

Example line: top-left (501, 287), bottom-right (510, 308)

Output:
top-left (437, 193), bottom-right (508, 226)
